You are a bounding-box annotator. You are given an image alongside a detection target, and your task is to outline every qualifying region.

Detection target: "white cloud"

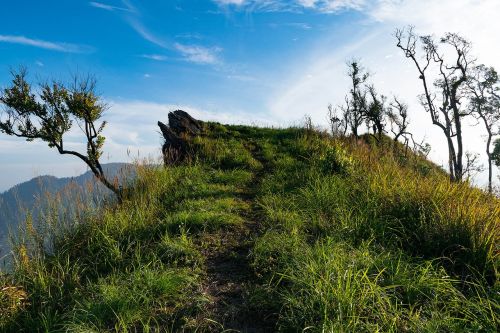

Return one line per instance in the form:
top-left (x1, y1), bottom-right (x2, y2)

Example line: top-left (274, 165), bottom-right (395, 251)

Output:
top-left (226, 74), bottom-right (257, 82)
top-left (269, 22), bottom-right (313, 30)
top-left (298, 0), bottom-right (366, 12)
top-left (94, 1), bottom-right (222, 67)
top-left (268, 0), bottom-right (500, 187)
top-left (89, 1), bottom-right (132, 12)
top-left (212, 0), bottom-right (366, 12)
top-left (174, 43), bottom-right (222, 65)
top-left (0, 99), bottom-right (273, 191)
top-left (141, 54), bottom-right (168, 61)
top-left (215, 0), bottom-right (247, 5)
top-left (366, 0), bottom-right (500, 66)
top-left (125, 17), bottom-right (169, 48)
top-left (0, 35), bottom-right (93, 53)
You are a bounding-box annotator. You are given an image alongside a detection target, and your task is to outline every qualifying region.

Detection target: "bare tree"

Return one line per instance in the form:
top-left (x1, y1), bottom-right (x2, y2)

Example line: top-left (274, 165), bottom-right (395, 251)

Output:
top-left (328, 103), bottom-right (348, 137)
top-left (395, 27), bottom-right (474, 182)
top-left (387, 96), bottom-right (410, 143)
top-left (467, 64), bottom-right (500, 192)
top-left (0, 69), bottom-right (123, 202)
top-left (463, 152), bottom-right (484, 181)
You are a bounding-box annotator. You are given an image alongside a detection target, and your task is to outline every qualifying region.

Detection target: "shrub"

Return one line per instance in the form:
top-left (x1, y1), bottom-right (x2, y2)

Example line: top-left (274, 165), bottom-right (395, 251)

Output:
top-left (318, 142), bottom-right (354, 174)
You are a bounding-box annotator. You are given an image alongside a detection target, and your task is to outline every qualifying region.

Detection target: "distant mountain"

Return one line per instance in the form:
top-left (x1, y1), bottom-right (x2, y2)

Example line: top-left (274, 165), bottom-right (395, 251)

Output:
top-left (0, 163), bottom-right (135, 263)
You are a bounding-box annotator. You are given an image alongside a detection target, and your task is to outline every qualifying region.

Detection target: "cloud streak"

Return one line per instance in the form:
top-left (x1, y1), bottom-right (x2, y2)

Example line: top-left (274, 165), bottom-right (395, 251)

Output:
top-left (174, 43), bottom-right (222, 65)
top-left (124, 17), bottom-right (169, 48)
top-left (141, 54), bottom-right (168, 61)
top-left (0, 35), bottom-right (93, 53)
top-left (90, 1), bottom-right (224, 67)
top-left (212, 0), bottom-right (366, 12)
top-left (89, 1), bottom-right (133, 12)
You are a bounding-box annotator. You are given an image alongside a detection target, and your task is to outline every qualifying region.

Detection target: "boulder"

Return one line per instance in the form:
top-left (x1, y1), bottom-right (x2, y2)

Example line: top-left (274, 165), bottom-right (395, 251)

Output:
top-left (168, 110), bottom-right (202, 135)
top-left (158, 111), bottom-right (202, 164)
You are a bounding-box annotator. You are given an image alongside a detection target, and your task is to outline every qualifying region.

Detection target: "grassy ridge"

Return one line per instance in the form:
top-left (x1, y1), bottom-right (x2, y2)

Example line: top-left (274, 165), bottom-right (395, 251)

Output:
top-left (249, 131), bottom-right (499, 331)
top-left (0, 123), bottom-right (498, 332)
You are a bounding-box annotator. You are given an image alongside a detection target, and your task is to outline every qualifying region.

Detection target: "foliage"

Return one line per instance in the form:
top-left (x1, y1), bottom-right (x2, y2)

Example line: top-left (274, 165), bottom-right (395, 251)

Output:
top-left (0, 69), bottom-right (121, 200)
top-left (1, 122), bottom-right (498, 332)
top-left (396, 27), bottom-right (475, 182)
top-left (493, 138), bottom-right (500, 167)
top-left (318, 141), bottom-right (353, 174)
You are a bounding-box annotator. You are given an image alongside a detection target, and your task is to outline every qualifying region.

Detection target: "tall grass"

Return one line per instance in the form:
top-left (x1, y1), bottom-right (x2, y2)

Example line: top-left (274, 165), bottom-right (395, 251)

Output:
top-left (251, 130), bottom-right (499, 331)
top-left (1, 123), bottom-right (498, 332)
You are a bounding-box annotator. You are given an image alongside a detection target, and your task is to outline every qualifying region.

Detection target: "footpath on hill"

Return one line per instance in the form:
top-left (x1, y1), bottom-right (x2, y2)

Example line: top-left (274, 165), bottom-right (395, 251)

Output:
top-left (195, 139), bottom-right (274, 332)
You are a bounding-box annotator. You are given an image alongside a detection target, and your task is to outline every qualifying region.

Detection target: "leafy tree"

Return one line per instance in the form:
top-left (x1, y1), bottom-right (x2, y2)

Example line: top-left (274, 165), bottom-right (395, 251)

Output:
top-left (467, 64), bottom-right (500, 192)
top-left (395, 27), bottom-right (474, 182)
top-left (0, 69), bottom-right (123, 201)
top-left (366, 85), bottom-right (386, 141)
top-left (343, 60), bottom-right (369, 139)
top-left (493, 138), bottom-right (500, 168)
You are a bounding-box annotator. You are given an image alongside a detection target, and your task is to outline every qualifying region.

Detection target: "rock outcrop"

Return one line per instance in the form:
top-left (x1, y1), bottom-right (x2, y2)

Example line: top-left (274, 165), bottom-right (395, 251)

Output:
top-left (158, 110), bottom-right (202, 164)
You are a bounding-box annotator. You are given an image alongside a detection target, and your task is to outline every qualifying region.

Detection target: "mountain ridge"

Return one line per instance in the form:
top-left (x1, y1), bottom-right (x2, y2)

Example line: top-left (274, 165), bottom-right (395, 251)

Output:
top-left (0, 163), bottom-right (134, 260)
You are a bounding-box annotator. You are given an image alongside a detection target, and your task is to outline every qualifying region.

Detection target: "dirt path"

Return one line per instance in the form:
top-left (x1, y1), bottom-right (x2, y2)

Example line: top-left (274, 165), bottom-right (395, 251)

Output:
top-left (196, 142), bottom-right (272, 332)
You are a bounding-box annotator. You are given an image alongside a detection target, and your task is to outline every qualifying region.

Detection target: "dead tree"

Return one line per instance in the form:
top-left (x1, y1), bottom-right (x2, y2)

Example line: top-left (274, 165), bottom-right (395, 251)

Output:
top-left (0, 68), bottom-right (123, 202)
top-left (387, 97), bottom-right (410, 143)
top-left (467, 64), bottom-right (500, 192)
top-left (395, 27), bottom-right (474, 182)
top-left (328, 104), bottom-right (348, 137)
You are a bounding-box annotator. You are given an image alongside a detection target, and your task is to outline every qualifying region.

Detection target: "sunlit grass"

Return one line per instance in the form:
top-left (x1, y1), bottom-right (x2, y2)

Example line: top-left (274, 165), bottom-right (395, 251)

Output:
top-left (1, 122), bottom-right (498, 332)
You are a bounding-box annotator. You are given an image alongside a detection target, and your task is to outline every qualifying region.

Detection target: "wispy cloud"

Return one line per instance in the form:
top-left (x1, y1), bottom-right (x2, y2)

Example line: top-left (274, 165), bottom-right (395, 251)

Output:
top-left (227, 74), bottom-right (257, 82)
top-left (125, 18), bottom-right (169, 48)
top-left (298, 0), bottom-right (365, 12)
top-left (212, 0), bottom-right (366, 12)
top-left (93, 0), bottom-right (224, 66)
top-left (89, 1), bottom-right (133, 12)
top-left (174, 43), bottom-right (222, 65)
top-left (0, 35), bottom-right (93, 53)
top-left (269, 22), bottom-right (313, 29)
top-left (175, 33), bottom-right (204, 40)
top-left (215, 0), bottom-right (247, 5)
top-left (90, 1), bottom-right (167, 48)
top-left (140, 54), bottom-right (168, 61)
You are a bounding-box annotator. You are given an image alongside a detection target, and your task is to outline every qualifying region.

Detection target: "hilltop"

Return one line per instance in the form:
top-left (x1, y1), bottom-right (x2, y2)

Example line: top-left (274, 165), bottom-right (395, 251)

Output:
top-left (0, 117), bottom-right (498, 332)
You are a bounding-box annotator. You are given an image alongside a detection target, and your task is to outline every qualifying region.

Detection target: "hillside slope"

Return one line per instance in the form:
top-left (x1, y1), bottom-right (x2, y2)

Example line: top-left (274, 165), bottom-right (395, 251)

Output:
top-left (0, 163), bottom-right (134, 261)
top-left (0, 122), bottom-right (498, 332)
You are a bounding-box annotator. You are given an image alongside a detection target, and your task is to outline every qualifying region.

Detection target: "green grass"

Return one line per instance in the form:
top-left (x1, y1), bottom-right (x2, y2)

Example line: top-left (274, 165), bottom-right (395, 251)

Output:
top-left (1, 122), bottom-right (498, 332)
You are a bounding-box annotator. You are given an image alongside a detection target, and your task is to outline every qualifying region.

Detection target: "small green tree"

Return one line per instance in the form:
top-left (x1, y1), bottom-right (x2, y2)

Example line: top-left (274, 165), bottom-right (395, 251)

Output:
top-left (343, 60), bottom-right (369, 139)
top-left (366, 85), bottom-right (386, 141)
top-left (0, 69), bottom-right (122, 201)
top-left (467, 64), bottom-right (500, 193)
top-left (493, 138), bottom-right (500, 168)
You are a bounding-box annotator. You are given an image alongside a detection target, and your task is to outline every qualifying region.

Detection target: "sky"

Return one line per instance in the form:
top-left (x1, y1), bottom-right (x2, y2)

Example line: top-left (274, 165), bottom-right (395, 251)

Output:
top-left (0, 0), bottom-right (499, 191)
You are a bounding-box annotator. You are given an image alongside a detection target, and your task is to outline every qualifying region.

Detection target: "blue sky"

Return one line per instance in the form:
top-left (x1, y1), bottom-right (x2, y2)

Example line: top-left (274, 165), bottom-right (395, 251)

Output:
top-left (1, 0), bottom-right (499, 191)
top-left (0, 0), bottom-right (354, 110)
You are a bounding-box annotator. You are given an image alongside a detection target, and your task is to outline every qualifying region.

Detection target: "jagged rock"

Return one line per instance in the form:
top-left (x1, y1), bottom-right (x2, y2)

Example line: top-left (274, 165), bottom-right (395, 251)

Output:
top-left (168, 110), bottom-right (202, 136)
top-left (158, 111), bottom-right (202, 165)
